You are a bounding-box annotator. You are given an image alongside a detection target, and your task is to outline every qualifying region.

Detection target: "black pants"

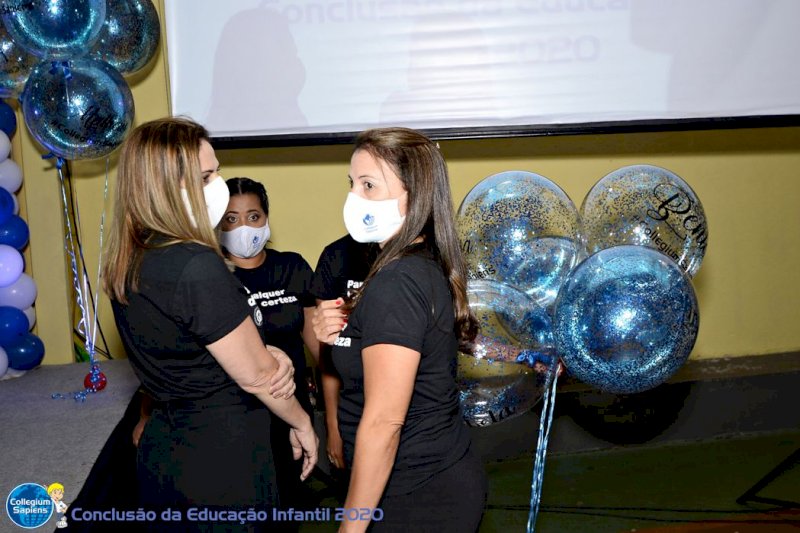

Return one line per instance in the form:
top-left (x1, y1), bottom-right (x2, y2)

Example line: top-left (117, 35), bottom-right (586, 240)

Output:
top-left (374, 446), bottom-right (488, 532)
top-left (137, 388), bottom-right (277, 532)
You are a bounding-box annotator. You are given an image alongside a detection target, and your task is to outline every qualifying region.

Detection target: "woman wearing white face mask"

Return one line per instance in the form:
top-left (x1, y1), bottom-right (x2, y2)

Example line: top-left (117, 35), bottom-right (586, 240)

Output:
top-left (220, 177), bottom-right (319, 517)
top-left (319, 127), bottom-right (487, 532)
top-left (102, 118), bottom-right (318, 531)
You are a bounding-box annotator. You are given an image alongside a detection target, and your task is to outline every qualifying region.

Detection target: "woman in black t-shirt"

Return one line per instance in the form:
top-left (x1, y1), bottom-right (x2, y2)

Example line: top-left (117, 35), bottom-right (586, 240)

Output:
top-left (316, 128), bottom-right (487, 532)
top-left (219, 177), bottom-right (318, 515)
top-left (102, 118), bottom-right (318, 531)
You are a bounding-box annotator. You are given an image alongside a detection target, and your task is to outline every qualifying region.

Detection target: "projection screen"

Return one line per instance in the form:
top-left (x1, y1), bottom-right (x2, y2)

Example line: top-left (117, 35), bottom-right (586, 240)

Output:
top-left (164, 0), bottom-right (800, 146)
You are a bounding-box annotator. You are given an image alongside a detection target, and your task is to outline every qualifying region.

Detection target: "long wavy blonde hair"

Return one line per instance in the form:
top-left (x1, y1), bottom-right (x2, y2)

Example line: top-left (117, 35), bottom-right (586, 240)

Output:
top-left (102, 117), bottom-right (223, 303)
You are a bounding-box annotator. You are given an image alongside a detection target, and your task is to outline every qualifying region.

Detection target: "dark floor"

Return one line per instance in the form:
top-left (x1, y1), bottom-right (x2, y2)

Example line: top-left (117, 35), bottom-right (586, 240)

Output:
top-left (296, 368), bottom-right (800, 532)
top-left (300, 429), bottom-right (800, 532)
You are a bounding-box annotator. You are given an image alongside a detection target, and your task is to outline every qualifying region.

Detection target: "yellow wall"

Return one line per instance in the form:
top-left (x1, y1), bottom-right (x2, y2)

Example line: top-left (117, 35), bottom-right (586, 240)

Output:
top-left (12, 1), bottom-right (800, 365)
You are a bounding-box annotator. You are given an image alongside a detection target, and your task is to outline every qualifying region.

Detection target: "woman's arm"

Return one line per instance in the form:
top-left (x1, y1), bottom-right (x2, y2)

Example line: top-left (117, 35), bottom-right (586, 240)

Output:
top-left (208, 317), bottom-right (319, 479)
top-left (339, 343), bottom-right (420, 533)
top-left (302, 305), bottom-right (321, 363)
top-left (320, 344), bottom-right (345, 469)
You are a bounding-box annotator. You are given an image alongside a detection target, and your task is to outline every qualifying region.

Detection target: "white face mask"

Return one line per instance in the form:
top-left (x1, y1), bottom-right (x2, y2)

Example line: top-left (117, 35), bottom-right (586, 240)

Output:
top-left (342, 192), bottom-right (405, 243)
top-left (181, 176), bottom-right (230, 228)
top-left (220, 223), bottom-right (271, 258)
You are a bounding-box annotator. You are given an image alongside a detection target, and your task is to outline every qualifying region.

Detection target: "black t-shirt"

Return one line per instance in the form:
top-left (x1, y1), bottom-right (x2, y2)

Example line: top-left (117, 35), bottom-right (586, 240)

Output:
top-left (111, 243), bottom-right (250, 402)
top-left (331, 248), bottom-right (472, 495)
top-left (233, 249), bottom-right (315, 411)
top-left (310, 234), bottom-right (378, 300)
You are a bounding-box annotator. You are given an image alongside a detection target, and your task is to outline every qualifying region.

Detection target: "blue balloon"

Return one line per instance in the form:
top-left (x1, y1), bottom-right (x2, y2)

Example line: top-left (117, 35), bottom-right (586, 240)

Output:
top-left (554, 245), bottom-right (699, 394)
top-left (21, 58), bottom-right (135, 160)
top-left (5, 332), bottom-right (45, 370)
top-left (0, 187), bottom-right (13, 225)
top-left (0, 215), bottom-right (29, 249)
top-left (0, 0), bottom-right (106, 60)
top-left (457, 171), bottom-right (584, 309)
top-left (0, 100), bottom-right (17, 137)
top-left (0, 24), bottom-right (38, 99)
top-left (0, 305), bottom-right (28, 346)
top-left (91, 0), bottom-right (161, 75)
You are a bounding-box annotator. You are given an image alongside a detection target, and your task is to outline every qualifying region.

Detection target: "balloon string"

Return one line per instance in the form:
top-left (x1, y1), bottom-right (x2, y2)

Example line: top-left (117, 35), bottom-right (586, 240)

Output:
top-left (56, 162), bottom-right (94, 362)
top-left (62, 157), bottom-right (107, 363)
top-left (89, 158), bottom-right (110, 357)
top-left (527, 362), bottom-right (561, 533)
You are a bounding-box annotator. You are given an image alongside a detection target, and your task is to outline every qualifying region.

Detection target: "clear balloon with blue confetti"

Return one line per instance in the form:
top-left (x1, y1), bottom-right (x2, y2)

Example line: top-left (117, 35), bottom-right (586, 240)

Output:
top-left (457, 171), bottom-right (584, 309)
top-left (1, 0), bottom-right (106, 59)
top-left (581, 164), bottom-right (708, 278)
top-left (554, 245), bottom-right (699, 394)
top-left (458, 280), bottom-right (558, 427)
top-left (21, 58), bottom-right (134, 160)
top-left (0, 23), bottom-right (38, 98)
top-left (90, 0), bottom-right (161, 75)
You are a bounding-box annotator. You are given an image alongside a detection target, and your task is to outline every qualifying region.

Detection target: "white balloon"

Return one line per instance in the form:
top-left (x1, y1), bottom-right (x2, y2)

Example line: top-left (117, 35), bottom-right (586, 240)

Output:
top-left (12, 193), bottom-right (18, 215)
top-left (0, 345), bottom-right (8, 378)
top-left (0, 159), bottom-right (22, 193)
top-left (23, 306), bottom-right (35, 330)
top-left (0, 131), bottom-right (10, 162)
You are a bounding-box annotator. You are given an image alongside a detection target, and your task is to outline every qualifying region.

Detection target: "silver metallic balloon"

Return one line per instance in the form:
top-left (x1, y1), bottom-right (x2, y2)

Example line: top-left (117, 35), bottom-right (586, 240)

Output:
top-left (581, 164), bottom-right (708, 277)
top-left (1, 0), bottom-right (106, 59)
top-left (457, 170), bottom-right (583, 309)
top-left (21, 58), bottom-right (135, 160)
top-left (0, 22), bottom-right (38, 98)
top-left (458, 280), bottom-right (558, 427)
top-left (554, 245), bottom-right (699, 394)
top-left (90, 0), bottom-right (161, 75)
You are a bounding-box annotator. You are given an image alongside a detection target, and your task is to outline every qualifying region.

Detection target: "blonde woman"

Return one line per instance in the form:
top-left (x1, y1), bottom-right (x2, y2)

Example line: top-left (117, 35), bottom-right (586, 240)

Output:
top-left (103, 117), bottom-right (317, 530)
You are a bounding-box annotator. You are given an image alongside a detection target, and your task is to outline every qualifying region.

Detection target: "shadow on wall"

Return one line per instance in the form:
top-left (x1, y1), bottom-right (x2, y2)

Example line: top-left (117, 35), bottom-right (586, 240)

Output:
top-left (205, 5), bottom-right (308, 133)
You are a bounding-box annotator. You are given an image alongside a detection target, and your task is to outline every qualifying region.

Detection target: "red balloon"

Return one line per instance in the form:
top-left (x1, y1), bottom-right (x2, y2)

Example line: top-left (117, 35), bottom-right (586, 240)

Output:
top-left (84, 371), bottom-right (107, 391)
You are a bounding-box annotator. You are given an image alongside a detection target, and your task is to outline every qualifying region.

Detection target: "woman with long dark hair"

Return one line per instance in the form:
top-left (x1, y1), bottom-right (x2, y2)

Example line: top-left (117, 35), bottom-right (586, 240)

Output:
top-left (317, 127), bottom-right (487, 532)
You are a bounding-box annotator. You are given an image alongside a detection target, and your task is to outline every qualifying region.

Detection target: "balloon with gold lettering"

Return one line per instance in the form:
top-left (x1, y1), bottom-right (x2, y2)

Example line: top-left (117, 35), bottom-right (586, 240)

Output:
top-left (0, 0), bottom-right (106, 60)
top-left (554, 245), bottom-right (699, 394)
top-left (90, 0), bottom-right (161, 75)
top-left (458, 280), bottom-right (558, 427)
top-left (457, 171), bottom-right (584, 309)
top-left (20, 57), bottom-right (134, 160)
top-left (580, 165), bottom-right (708, 277)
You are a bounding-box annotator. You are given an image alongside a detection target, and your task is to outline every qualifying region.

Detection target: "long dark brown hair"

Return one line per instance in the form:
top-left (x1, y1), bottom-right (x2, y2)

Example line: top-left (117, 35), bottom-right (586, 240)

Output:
top-left (349, 127), bottom-right (477, 349)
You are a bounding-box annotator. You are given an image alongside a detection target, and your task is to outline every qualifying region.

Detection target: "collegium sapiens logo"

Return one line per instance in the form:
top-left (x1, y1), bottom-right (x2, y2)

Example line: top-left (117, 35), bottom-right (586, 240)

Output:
top-left (6, 483), bottom-right (53, 529)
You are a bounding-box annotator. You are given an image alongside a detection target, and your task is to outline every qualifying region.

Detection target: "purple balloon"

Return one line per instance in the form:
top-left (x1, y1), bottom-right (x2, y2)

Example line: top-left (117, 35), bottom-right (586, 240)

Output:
top-left (0, 272), bottom-right (36, 308)
top-left (0, 244), bottom-right (23, 287)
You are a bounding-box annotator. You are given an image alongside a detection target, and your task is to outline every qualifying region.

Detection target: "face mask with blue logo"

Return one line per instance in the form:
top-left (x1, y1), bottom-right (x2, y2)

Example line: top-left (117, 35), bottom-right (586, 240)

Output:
top-left (220, 223), bottom-right (271, 258)
top-left (342, 192), bottom-right (405, 243)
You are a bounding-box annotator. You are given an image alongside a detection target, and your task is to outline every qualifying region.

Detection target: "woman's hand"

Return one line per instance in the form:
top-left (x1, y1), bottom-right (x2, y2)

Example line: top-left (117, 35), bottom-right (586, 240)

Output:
top-left (289, 421), bottom-right (320, 481)
top-left (132, 415), bottom-right (150, 447)
top-left (312, 298), bottom-right (349, 345)
top-left (326, 422), bottom-right (346, 470)
top-left (267, 345), bottom-right (296, 399)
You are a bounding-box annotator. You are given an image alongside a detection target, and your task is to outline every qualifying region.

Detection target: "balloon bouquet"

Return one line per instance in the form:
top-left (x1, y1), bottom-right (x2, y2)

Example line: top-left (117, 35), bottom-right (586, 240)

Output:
top-left (456, 165), bottom-right (707, 532)
top-left (0, 0), bottom-right (160, 396)
top-left (0, 103), bottom-right (41, 378)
